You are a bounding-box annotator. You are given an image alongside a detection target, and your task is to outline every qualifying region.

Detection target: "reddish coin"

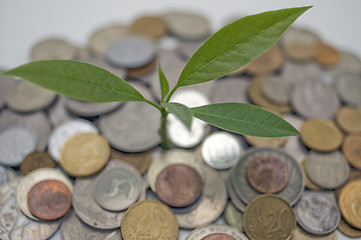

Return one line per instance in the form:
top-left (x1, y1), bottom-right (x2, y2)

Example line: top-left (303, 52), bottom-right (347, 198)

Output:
top-left (246, 154), bottom-right (289, 193)
top-left (27, 179), bottom-right (72, 220)
top-left (155, 164), bottom-right (203, 207)
top-left (201, 233), bottom-right (237, 240)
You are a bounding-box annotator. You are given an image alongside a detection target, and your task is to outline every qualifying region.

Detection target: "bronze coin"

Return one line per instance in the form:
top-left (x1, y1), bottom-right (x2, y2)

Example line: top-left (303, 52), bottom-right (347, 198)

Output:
top-left (314, 41), bottom-right (340, 67)
top-left (20, 151), bottom-right (57, 175)
top-left (342, 134), bottom-right (361, 170)
top-left (246, 154), bottom-right (289, 193)
top-left (201, 233), bottom-right (236, 240)
top-left (155, 164), bottom-right (203, 207)
top-left (334, 169), bottom-right (361, 201)
top-left (27, 179), bottom-right (72, 220)
top-left (126, 57), bottom-right (157, 78)
top-left (110, 148), bottom-right (152, 174)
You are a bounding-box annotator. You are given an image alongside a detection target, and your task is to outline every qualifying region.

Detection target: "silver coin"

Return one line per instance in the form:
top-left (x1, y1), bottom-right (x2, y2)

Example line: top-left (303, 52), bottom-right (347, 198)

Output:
top-left (6, 80), bottom-right (57, 113)
top-left (0, 165), bottom-right (8, 186)
top-left (227, 177), bottom-right (246, 212)
top-left (185, 224), bottom-right (248, 240)
top-left (6, 167), bottom-right (18, 181)
top-left (0, 73), bottom-right (17, 110)
top-left (201, 131), bottom-right (242, 169)
top-left (65, 98), bottom-right (122, 117)
top-left (231, 147), bottom-right (304, 205)
top-left (72, 160), bottom-right (126, 229)
top-left (93, 164), bottom-right (142, 211)
top-left (105, 36), bottom-right (155, 69)
top-left (209, 76), bottom-right (250, 104)
top-left (167, 119), bottom-right (206, 149)
top-left (224, 202), bottom-right (244, 233)
top-left (175, 166), bottom-right (227, 229)
top-left (305, 150), bottom-right (350, 189)
top-left (329, 51), bottom-right (361, 77)
top-left (48, 118), bottom-right (98, 162)
top-left (0, 126), bottom-right (37, 166)
top-left (48, 229), bottom-right (63, 240)
top-left (157, 36), bottom-right (180, 51)
top-left (291, 80), bottom-right (340, 119)
top-left (47, 95), bottom-right (73, 127)
top-left (30, 38), bottom-right (79, 61)
top-left (0, 178), bottom-right (60, 240)
top-left (281, 60), bottom-right (322, 86)
top-left (0, 109), bottom-right (51, 151)
top-left (61, 210), bottom-right (122, 240)
top-left (177, 39), bottom-right (205, 60)
top-left (295, 191), bottom-right (340, 235)
top-left (260, 74), bottom-right (291, 105)
top-left (333, 70), bottom-right (361, 108)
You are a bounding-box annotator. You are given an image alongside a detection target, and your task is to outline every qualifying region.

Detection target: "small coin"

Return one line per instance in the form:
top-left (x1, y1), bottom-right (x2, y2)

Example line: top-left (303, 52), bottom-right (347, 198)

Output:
top-left (48, 118), bottom-right (98, 162)
top-left (224, 202), bottom-right (244, 233)
top-left (338, 218), bottom-right (361, 238)
top-left (333, 70), bottom-right (361, 108)
top-left (295, 191), bottom-right (340, 235)
top-left (65, 98), bottom-right (122, 117)
top-left (155, 164), bottom-right (203, 207)
top-left (300, 159), bottom-right (322, 191)
top-left (93, 163), bottom-right (142, 211)
top-left (336, 106), bottom-right (361, 134)
top-left (343, 134), bottom-right (361, 170)
top-left (121, 200), bottom-right (179, 240)
top-left (110, 148), bottom-right (152, 174)
top-left (314, 41), bottom-right (340, 67)
top-left (209, 76), bottom-right (250, 104)
top-left (244, 135), bottom-right (287, 148)
top-left (130, 15), bottom-right (167, 39)
top-left (60, 132), bottom-right (110, 177)
top-left (20, 151), bottom-right (57, 175)
top-left (246, 44), bottom-right (284, 75)
top-left (243, 194), bottom-right (296, 240)
top-left (292, 225), bottom-right (337, 240)
top-left (0, 126), bottom-right (37, 166)
top-left (339, 179), bottom-right (361, 229)
top-left (0, 165), bottom-right (8, 187)
top-left (260, 74), bottom-right (291, 105)
top-left (30, 38), bottom-right (79, 61)
top-left (27, 179), bottom-right (71, 220)
top-left (246, 154), bottom-right (289, 193)
top-left (185, 224), bottom-right (247, 240)
top-left (300, 119), bottom-right (343, 152)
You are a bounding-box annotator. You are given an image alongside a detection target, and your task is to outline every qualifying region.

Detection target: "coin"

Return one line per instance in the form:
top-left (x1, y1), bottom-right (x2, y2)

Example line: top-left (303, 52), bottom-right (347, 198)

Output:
top-left (175, 166), bottom-right (227, 229)
top-left (333, 70), bottom-right (361, 108)
top-left (0, 165), bottom-right (8, 186)
top-left (177, 39), bottom-right (205, 60)
top-left (246, 44), bottom-right (284, 75)
top-left (224, 202), bottom-right (244, 233)
top-left (27, 179), bottom-right (72, 220)
top-left (185, 224), bottom-right (247, 240)
top-left (329, 51), bottom-right (361, 77)
top-left (227, 176), bottom-right (247, 212)
top-left (260, 74), bottom-right (291, 105)
top-left (246, 154), bottom-right (289, 193)
top-left (110, 148), bottom-right (152, 174)
top-left (300, 159), bottom-right (322, 191)
top-left (292, 225), bottom-right (337, 240)
top-left (30, 38), bottom-right (79, 61)
top-left (338, 218), bottom-right (361, 238)
top-left (244, 135), bottom-right (287, 148)
top-left (281, 60), bottom-right (322, 87)
top-left (343, 134), bottom-right (361, 170)
top-left (336, 106), bottom-right (361, 134)
top-left (20, 151), bottom-right (57, 175)
top-left (334, 169), bottom-right (361, 201)
top-left (243, 194), bottom-right (296, 240)
top-left (155, 164), bottom-right (202, 207)
top-left (295, 191), bottom-right (340, 235)
top-left (60, 132), bottom-right (110, 177)
top-left (0, 73), bottom-right (17, 110)
top-left (130, 15), bottom-right (167, 39)
top-left (0, 126), bottom-right (37, 166)
top-left (47, 95), bottom-right (73, 127)
top-left (209, 76), bottom-right (250, 104)
top-left (167, 119), bottom-right (206, 148)
top-left (126, 57), bottom-right (157, 78)
top-left (314, 41), bottom-right (340, 67)
top-left (339, 179), bottom-right (361, 229)
top-left (65, 98), bottom-right (122, 117)
top-left (48, 118), bottom-right (98, 162)
top-left (93, 163), bottom-right (142, 211)
top-left (121, 200), bottom-right (179, 240)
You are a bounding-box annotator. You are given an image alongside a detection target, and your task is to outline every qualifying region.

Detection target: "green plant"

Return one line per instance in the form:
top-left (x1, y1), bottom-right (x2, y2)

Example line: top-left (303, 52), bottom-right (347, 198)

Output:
top-left (3, 7), bottom-right (311, 149)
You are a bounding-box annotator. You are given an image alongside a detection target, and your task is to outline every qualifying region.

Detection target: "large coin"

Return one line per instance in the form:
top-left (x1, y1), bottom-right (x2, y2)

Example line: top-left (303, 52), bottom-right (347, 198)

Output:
top-left (65, 98), bottom-right (122, 117)
top-left (121, 200), bottom-right (179, 240)
top-left (339, 179), bottom-right (361, 229)
top-left (260, 74), bottom-right (291, 105)
top-left (292, 225), bottom-right (337, 240)
top-left (227, 177), bottom-right (247, 212)
top-left (110, 149), bottom-right (152, 174)
top-left (209, 76), bottom-right (250, 104)
top-left (185, 224), bottom-right (248, 240)
top-left (333, 70), bottom-right (361, 108)
top-left (130, 15), bottom-right (167, 39)
top-left (243, 194), bottom-right (296, 240)
top-left (30, 38), bottom-right (79, 61)
top-left (281, 60), bottom-right (321, 87)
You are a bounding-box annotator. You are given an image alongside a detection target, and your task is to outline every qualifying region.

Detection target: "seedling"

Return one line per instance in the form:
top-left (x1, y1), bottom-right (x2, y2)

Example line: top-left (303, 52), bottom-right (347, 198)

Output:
top-left (3, 7), bottom-right (311, 149)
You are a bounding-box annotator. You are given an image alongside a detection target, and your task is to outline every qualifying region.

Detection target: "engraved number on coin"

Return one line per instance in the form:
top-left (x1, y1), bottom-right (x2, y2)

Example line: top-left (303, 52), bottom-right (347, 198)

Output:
top-left (256, 206), bottom-right (290, 233)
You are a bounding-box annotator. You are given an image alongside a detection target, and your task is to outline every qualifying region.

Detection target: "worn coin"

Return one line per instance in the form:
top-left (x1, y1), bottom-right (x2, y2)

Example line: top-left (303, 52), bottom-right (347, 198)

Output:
top-left (333, 70), bottom-right (361, 108)
top-left (27, 179), bottom-right (72, 220)
top-left (0, 126), bottom-right (37, 166)
top-left (65, 98), bottom-right (122, 117)
top-left (93, 163), bottom-right (142, 211)
top-left (343, 134), bottom-right (361, 170)
top-left (175, 166), bottom-right (227, 229)
top-left (243, 194), bottom-right (296, 240)
top-left (227, 177), bottom-right (247, 212)
top-left (300, 159), bottom-right (322, 191)
top-left (30, 38), bottom-right (79, 61)
top-left (336, 106), bottom-right (361, 134)
top-left (300, 119), bottom-right (343, 152)
top-left (185, 224), bottom-right (247, 240)
top-left (260, 74), bottom-right (291, 105)
top-left (295, 191), bottom-right (340, 235)
top-left (314, 41), bottom-right (340, 67)
top-left (16, 168), bottom-right (73, 220)
top-left (48, 118), bottom-right (98, 162)
top-left (244, 135), bottom-right (287, 148)
top-left (338, 218), bottom-right (361, 238)
top-left (231, 147), bottom-right (304, 205)
top-left (246, 44), bottom-right (284, 75)
top-left (20, 151), bottom-right (56, 175)
top-left (130, 15), bottom-right (167, 39)
top-left (246, 154), bottom-right (289, 193)
top-left (60, 132), bottom-right (110, 177)
top-left (292, 225), bottom-right (337, 240)
top-left (209, 76), bottom-right (250, 104)
top-left (0, 165), bottom-right (8, 186)
top-left (121, 200), bottom-right (179, 240)
top-left (339, 179), bottom-right (361, 229)
top-left (110, 148), bottom-right (152, 174)
top-left (224, 202), bottom-right (244, 233)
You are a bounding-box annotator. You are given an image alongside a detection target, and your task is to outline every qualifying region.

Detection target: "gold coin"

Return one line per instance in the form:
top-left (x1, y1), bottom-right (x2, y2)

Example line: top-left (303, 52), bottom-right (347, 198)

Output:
top-left (60, 133), bottom-right (110, 177)
top-left (244, 135), bottom-right (287, 147)
top-left (248, 76), bottom-right (292, 114)
top-left (343, 134), bottom-right (361, 170)
top-left (338, 218), bottom-right (361, 238)
top-left (336, 106), bottom-right (361, 134)
top-left (130, 16), bottom-right (167, 39)
top-left (300, 119), bottom-right (343, 152)
top-left (121, 200), bottom-right (179, 240)
top-left (110, 148), bottom-right (152, 174)
top-left (300, 159), bottom-right (322, 191)
top-left (339, 179), bottom-right (361, 229)
top-left (293, 225), bottom-right (337, 240)
top-left (314, 41), bottom-right (340, 67)
top-left (243, 194), bottom-right (296, 240)
top-left (246, 44), bottom-right (284, 75)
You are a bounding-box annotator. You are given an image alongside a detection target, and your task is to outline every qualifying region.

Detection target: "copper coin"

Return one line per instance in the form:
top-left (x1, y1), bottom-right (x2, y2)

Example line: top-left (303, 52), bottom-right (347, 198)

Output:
top-left (334, 169), bottom-right (361, 200)
top-left (130, 15), bottom-right (167, 39)
top-left (314, 41), bottom-right (340, 67)
top-left (110, 148), bottom-right (152, 174)
top-left (246, 44), bottom-right (284, 75)
top-left (20, 151), bottom-right (57, 175)
top-left (342, 134), bottom-right (361, 170)
top-left (246, 154), bottom-right (289, 193)
top-left (201, 233), bottom-right (236, 240)
top-left (127, 57), bottom-right (157, 78)
top-left (27, 179), bottom-right (72, 220)
top-left (155, 164), bottom-right (203, 207)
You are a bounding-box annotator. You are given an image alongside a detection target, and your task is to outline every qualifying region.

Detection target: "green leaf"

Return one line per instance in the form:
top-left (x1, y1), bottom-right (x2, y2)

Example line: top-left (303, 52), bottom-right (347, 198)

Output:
top-left (177, 6), bottom-right (311, 87)
top-left (158, 64), bottom-right (169, 101)
top-left (3, 60), bottom-right (145, 102)
top-left (191, 103), bottom-right (300, 137)
top-left (162, 102), bottom-right (193, 130)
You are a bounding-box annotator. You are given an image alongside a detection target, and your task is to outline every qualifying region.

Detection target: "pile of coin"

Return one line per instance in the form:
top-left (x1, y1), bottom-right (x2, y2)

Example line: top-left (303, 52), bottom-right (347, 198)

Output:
top-left (0, 9), bottom-right (361, 240)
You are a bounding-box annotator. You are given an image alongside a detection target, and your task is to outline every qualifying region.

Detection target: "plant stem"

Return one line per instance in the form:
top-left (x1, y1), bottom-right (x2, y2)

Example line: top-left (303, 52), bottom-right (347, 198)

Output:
top-left (165, 85), bottom-right (179, 103)
top-left (144, 98), bottom-right (162, 110)
top-left (158, 107), bottom-right (170, 150)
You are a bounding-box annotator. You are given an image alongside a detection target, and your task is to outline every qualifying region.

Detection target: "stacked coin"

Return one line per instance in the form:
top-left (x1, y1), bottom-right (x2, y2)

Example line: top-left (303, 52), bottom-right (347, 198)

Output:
top-left (1, 9), bottom-right (361, 240)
